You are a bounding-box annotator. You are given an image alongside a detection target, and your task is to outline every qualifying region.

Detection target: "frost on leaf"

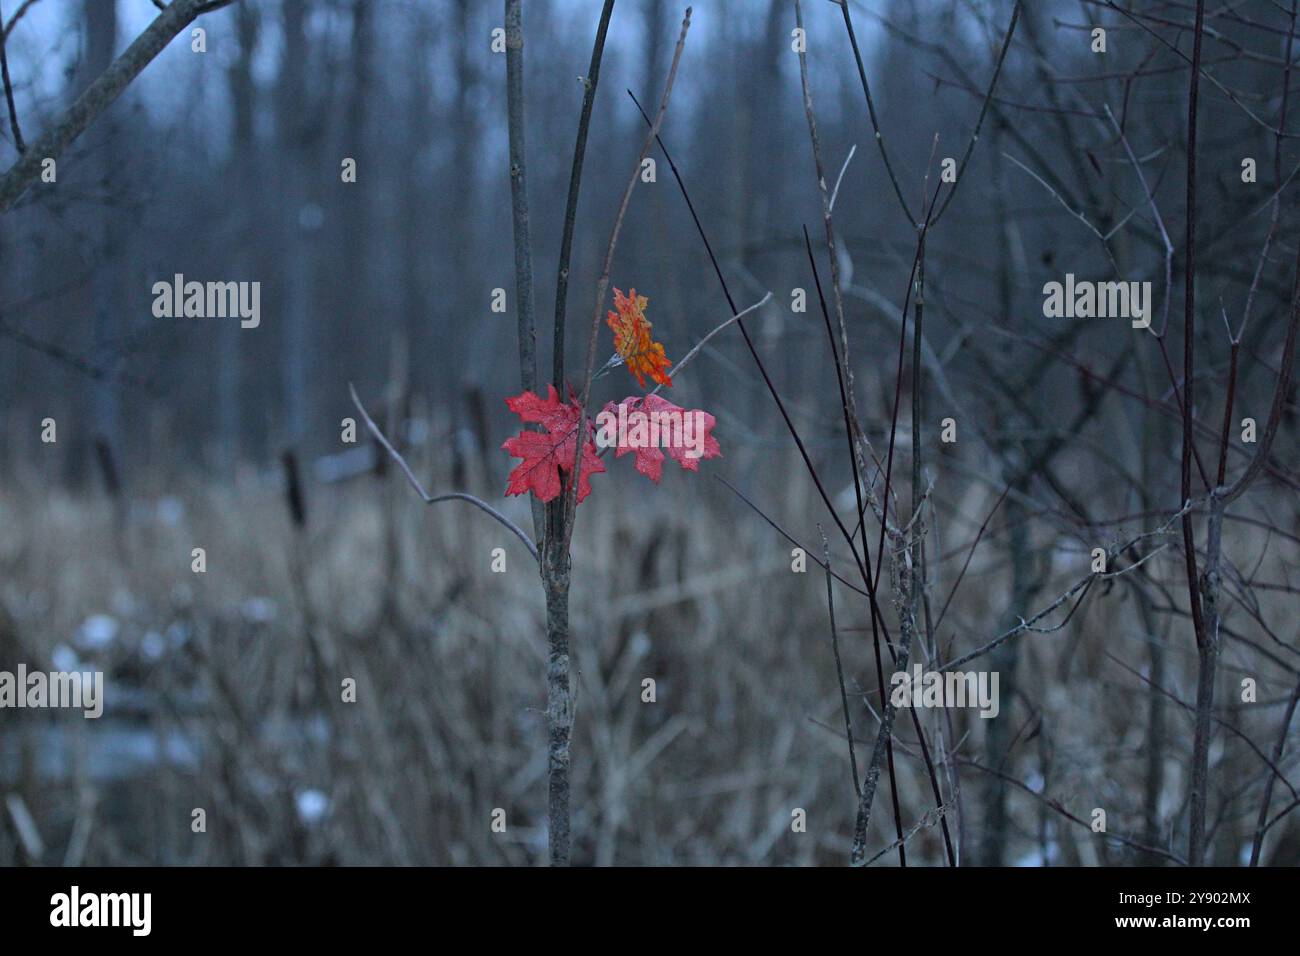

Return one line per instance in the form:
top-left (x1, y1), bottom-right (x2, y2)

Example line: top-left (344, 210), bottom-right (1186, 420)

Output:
top-left (602, 394), bottom-right (721, 483)
top-left (606, 287), bottom-right (673, 389)
top-left (503, 385), bottom-right (605, 504)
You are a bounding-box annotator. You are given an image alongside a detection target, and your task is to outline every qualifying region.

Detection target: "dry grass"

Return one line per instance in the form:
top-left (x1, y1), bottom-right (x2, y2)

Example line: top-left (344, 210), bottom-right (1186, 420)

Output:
top-left (0, 435), bottom-right (1297, 866)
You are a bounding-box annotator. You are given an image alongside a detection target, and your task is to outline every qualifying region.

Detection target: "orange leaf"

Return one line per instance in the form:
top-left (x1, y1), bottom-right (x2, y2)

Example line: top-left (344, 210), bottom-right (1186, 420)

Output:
top-left (606, 287), bottom-right (673, 389)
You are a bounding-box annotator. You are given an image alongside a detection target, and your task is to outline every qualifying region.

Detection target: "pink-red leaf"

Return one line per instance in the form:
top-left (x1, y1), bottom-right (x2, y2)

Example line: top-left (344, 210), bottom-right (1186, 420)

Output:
top-left (599, 394), bottom-right (721, 483)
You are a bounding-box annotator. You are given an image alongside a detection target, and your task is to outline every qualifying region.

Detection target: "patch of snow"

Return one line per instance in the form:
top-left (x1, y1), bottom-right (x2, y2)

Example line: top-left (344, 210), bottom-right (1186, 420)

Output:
top-left (111, 589), bottom-right (137, 617)
top-left (50, 644), bottom-right (80, 671)
top-left (140, 631), bottom-right (166, 661)
top-left (1014, 843), bottom-right (1059, 867)
top-left (156, 496), bottom-right (185, 527)
top-left (295, 789), bottom-right (330, 826)
top-left (166, 622), bottom-right (191, 649)
top-left (240, 597), bottom-right (278, 624)
top-left (74, 614), bottom-right (119, 651)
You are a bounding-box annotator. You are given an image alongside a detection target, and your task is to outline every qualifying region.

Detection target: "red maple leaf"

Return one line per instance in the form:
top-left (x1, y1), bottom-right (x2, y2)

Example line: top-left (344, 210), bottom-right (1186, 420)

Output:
top-left (600, 394), bottom-right (721, 483)
top-left (502, 385), bottom-right (605, 504)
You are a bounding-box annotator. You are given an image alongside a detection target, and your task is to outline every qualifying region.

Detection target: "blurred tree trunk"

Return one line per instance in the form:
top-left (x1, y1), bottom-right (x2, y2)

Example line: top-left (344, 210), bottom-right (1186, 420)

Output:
top-left (981, 487), bottom-right (1028, 865)
top-left (277, 0), bottom-right (315, 449)
top-left (400, 6), bottom-right (437, 401)
top-left (220, 2), bottom-right (260, 470)
top-left (449, 0), bottom-right (481, 398)
top-left (81, 0), bottom-right (121, 478)
top-left (335, 0), bottom-right (374, 403)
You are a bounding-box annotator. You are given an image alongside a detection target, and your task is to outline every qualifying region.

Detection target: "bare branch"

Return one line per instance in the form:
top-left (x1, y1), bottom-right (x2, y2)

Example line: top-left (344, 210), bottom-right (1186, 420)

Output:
top-left (648, 291), bottom-right (771, 399)
top-left (0, 0), bottom-right (25, 153)
top-left (504, 0), bottom-right (543, 543)
top-left (820, 524), bottom-right (861, 799)
top-left (349, 384), bottom-right (539, 564)
top-left (0, 0), bottom-right (227, 212)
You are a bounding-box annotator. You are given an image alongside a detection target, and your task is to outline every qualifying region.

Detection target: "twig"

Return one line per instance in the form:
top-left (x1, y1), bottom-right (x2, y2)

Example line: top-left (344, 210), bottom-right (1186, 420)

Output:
top-left (939, 531), bottom-right (1176, 673)
top-left (820, 524), bottom-right (861, 799)
top-left (1104, 650), bottom-right (1297, 803)
top-left (828, 143), bottom-right (855, 213)
top-left (1003, 152), bottom-right (1121, 272)
top-left (796, 0), bottom-right (907, 863)
top-left (851, 530), bottom-right (917, 865)
top-left (0, 0), bottom-right (25, 153)
top-left (1098, 0), bottom-right (1286, 138)
top-left (504, 0), bottom-right (542, 542)
top-left (0, 312), bottom-right (154, 390)
top-left (647, 291), bottom-right (770, 399)
top-left (549, 0), bottom-right (615, 389)
top-left (714, 475), bottom-right (869, 598)
top-left (956, 757), bottom-right (1186, 865)
top-left (1104, 103), bottom-right (1173, 334)
top-left (348, 383), bottom-right (538, 563)
top-left (563, 7), bottom-right (692, 548)
top-left (933, 483), bottom-right (1010, 637)
top-left (930, 0), bottom-right (1022, 226)
top-left (858, 802), bottom-right (952, 867)
top-left (834, 0), bottom-right (914, 219)
top-left (2, 0), bottom-right (40, 42)
top-left (1182, 0), bottom-right (1210, 867)
top-left (1218, 241), bottom-right (1300, 506)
